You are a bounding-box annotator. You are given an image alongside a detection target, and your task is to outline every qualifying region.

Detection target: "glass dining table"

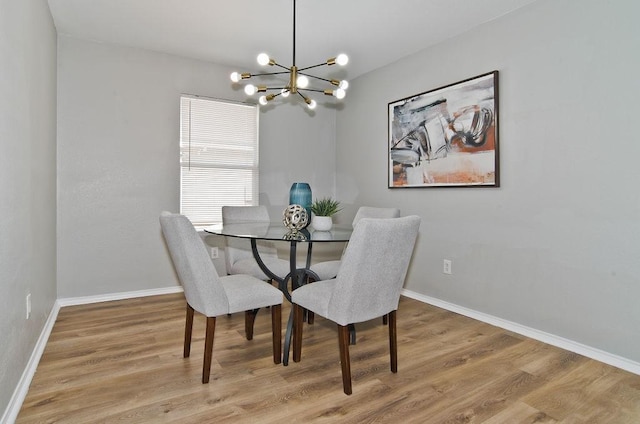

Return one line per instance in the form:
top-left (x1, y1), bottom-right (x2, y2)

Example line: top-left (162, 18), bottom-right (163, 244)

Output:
top-left (205, 222), bottom-right (352, 365)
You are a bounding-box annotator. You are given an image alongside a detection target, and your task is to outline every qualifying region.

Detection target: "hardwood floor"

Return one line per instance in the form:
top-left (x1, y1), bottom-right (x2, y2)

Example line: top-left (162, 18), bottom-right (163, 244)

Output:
top-left (17, 293), bottom-right (640, 423)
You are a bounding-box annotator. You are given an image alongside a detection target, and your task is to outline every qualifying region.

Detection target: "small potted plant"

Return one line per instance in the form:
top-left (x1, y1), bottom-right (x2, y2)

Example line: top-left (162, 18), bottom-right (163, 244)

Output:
top-left (310, 197), bottom-right (341, 231)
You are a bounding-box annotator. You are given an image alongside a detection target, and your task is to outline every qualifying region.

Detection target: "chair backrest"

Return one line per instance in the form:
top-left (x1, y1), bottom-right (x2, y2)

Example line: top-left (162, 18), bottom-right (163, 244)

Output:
top-left (221, 205), bottom-right (277, 274)
top-left (328, 215), bottom-right (420, 326)
top-left (159, 212), bottom-right (229, 316)
top-left (352, 206), bottom-right (401, 227)
top-left (222, 205), bottom-right (270, 223)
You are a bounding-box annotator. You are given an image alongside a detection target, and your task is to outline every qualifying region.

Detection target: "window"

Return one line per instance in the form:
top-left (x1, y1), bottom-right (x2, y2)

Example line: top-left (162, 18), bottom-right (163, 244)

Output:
top-left (180, 95), bottom-right (259, 227)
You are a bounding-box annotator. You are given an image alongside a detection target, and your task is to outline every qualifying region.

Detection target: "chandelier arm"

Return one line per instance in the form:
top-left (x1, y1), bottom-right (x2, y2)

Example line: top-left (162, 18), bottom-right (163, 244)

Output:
top-left (297, 72), bottom-right (333, 83)
top-left (297, 62), bottom-right (331, 72)
top-left (271, 62), bottom-right (291, 71)
top-left (298, 88), bottom-right (324, 94)
top-left (250, 71), bottom-right (291, 77)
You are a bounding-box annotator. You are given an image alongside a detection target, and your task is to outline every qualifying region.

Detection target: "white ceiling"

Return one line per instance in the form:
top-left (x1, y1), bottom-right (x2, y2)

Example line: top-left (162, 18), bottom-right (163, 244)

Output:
top-left (47, 0), bottom-right (538, 79)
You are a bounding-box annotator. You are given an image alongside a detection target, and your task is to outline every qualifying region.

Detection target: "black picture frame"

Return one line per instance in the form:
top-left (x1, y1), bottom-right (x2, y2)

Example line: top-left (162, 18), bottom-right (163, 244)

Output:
top-left (388, 71), bottom-right (499, 188)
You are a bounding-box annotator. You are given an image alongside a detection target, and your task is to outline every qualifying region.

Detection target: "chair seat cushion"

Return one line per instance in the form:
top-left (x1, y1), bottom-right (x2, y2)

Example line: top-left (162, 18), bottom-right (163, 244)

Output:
top-left (291, 279), bottom-right (336, 318)
top-left (220, 274), bottom-right (283, 314)
top-left (309, 260), bottom-right (341, 281)
top-left (229, 257), bottom-right (291, 281)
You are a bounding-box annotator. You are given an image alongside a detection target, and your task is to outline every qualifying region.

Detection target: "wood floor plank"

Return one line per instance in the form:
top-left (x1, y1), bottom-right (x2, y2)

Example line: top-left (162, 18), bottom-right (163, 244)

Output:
top-left (16, 293), bottom-right (640, 423)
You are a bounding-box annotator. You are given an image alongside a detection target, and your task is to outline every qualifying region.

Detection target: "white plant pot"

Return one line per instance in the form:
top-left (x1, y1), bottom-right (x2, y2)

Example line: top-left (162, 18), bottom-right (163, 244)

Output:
top-left (312, 216), bottom-right (333, 231)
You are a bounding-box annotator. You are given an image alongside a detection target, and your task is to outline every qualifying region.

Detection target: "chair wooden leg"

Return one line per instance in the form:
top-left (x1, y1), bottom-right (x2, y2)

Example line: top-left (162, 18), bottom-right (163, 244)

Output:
top-left (388, 310), bottom-right (397, 373)
top-left (382, 314), bottom-right (388, 325)
top-left (293, 304), bottom-right (304, 363)
top-left (338, 324), bottom-right (352, 395)
top-left (271, 304), bottom-right (282, 364)
top-left (202, 316), bottom-right (216, 384)
top-left (184, 304), bottom-right (194, 358)
top-left (245, 309), bottom-right (258, 340)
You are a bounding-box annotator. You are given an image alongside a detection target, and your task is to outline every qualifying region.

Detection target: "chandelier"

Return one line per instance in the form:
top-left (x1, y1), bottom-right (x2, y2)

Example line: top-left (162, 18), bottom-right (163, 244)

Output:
top-left (229, 0), bottom-right (349, 110)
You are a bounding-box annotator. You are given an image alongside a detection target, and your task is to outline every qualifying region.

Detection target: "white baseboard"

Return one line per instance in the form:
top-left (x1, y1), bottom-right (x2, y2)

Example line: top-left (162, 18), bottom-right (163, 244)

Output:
top-left (1, 286), bottom-right (184, 424)
top-left (1, 301), bottom-right (60, 424)
top-left (57, 285), bottom-right (184, 307)
top-left (402, 289), bottom-right (640, 376)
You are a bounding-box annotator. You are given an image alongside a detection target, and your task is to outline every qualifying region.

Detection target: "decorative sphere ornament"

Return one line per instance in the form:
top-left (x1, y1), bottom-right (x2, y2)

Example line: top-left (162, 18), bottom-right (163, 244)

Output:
top-left (283, 204), bottom-right (309, 230)
top-left (283, 230), bottom-right (308, 241)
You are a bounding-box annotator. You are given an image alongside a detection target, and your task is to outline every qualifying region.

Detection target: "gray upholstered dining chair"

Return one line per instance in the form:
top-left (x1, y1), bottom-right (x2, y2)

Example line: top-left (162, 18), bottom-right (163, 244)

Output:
top-left (291, 215), bottom-right (420, 395)
top-left (159, 211), bottom-right (283, 384)
top-left (222, 205), bottom-right (290, 281)
top-left (308, 206), bottom-right (401, 329)
top-left (309, 206), bottom-right (401, 281)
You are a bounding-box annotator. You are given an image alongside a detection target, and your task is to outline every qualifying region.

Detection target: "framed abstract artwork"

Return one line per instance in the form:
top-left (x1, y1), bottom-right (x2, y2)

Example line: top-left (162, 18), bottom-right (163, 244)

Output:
top-left (388, 71), bottom-right (499, 188)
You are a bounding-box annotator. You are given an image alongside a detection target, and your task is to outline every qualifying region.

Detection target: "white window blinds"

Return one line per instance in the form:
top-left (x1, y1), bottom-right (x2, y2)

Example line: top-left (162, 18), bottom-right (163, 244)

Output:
top-left (180, 95), bottom-right (259, 227)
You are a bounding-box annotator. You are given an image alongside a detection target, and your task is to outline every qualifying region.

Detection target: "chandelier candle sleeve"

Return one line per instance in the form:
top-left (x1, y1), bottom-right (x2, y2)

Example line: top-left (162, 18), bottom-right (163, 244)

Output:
top-left (229, 0), bottom-right (349, 110)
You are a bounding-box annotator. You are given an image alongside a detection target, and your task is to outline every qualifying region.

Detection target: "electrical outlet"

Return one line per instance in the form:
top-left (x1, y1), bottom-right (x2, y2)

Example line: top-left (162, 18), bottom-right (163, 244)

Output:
top-left (443, 259), bottom-right (452, 275)
top-left (210, 247), bottom-right (219, 259)
top-left (26, 293), bottom-right (31, 319)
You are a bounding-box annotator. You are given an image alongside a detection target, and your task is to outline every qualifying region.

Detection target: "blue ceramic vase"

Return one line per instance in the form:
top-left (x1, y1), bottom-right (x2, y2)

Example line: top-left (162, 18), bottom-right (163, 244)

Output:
top-left (289, 182), bottom-right (312, 227)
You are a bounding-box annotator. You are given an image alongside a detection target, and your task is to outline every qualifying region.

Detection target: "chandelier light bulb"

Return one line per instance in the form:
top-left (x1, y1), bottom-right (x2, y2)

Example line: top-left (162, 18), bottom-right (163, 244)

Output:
top-left (259, 95), bottom-right (268, 106)
top-left (244, 84), bottom-right (257, 96)
top-left (257, 53), bottom-right (270, 66)
top-left (230, 72), bottom-right (241, 83)
top-left (336, 54), bottom-right (349, 66)
top-left (296, 75), bottom-right (309, 89)
top-left (339, 80), bottom-right (349, 90)
top-left (307, 99), bottom-right (317, 110)
top-left (334, 88), bottom-right (346, 99)
top-left (281, 88), bottom-right (290, 98)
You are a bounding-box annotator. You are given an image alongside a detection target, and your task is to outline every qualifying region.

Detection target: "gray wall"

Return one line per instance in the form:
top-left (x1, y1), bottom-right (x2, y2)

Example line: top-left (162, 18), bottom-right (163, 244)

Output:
top-left (56, 36), bottom-right (337, 298)
top-left (336, 0), bottom-right (640, 362)
top-left (0, 0), bottom-right (57, 415)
